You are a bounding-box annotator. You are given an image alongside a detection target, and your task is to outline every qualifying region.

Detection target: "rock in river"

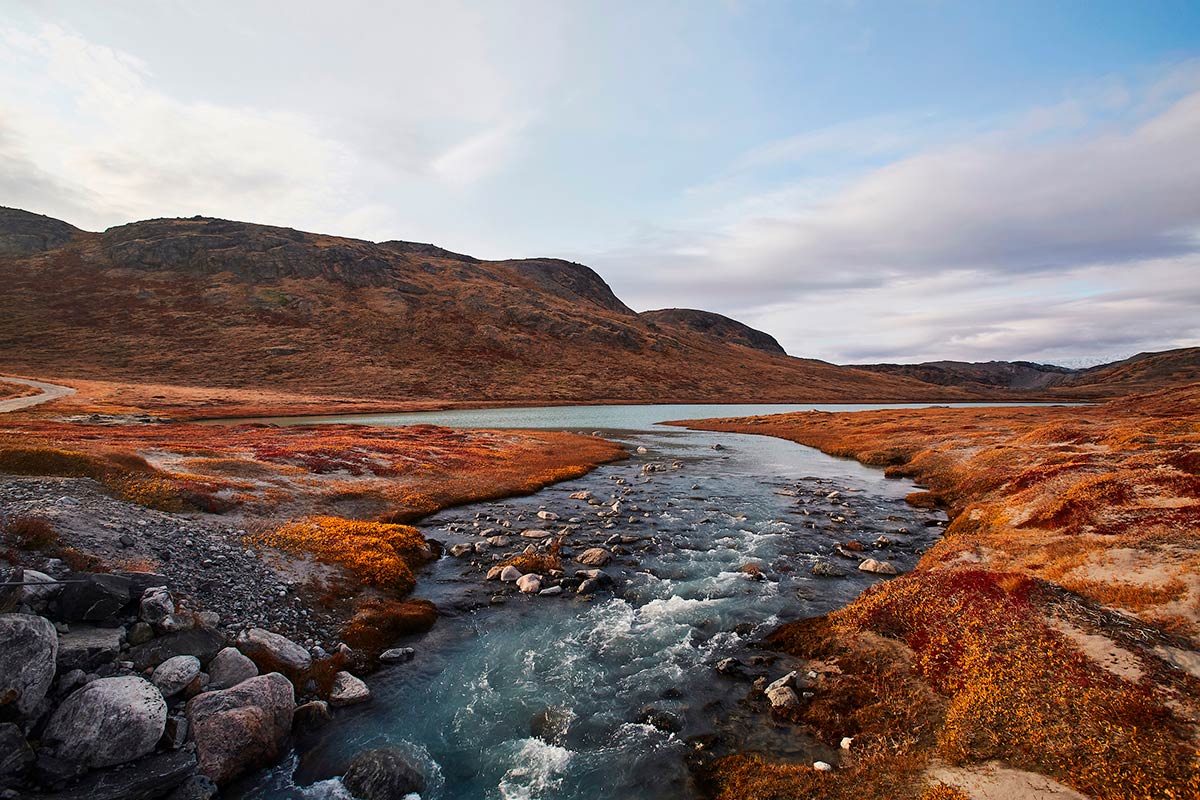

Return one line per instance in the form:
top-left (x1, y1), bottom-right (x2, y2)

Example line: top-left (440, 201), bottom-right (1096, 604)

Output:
top-left (187, 672), bottom-right (294, 784)
top-left (576, 547), bottom-right (613, 567)
top-left (516, 574), bottom-right (543, 594)
top-left (0, 612), bottom-right (57, 716)
top-left (342, 746), bottom-right (425, 800)
top-left (330, 671), bottom-right (371, 707)
top-left (43, 675), bottom-right (167, 769)
top-left (858, 558), bottom-right (900, 575)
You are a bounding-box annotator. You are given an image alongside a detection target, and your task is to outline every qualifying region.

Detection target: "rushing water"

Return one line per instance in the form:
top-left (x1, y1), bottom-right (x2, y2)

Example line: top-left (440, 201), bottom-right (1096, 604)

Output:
top-left (228, 404), bottom-right (980, 800)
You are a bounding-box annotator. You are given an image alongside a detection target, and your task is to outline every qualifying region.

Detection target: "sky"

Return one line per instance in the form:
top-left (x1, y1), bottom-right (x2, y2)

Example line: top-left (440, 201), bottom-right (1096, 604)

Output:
top-left (2, 1), bottom-right (1199, 366)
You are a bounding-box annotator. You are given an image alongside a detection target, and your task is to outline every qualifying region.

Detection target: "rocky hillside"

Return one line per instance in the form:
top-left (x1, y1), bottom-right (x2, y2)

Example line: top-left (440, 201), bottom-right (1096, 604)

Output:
top-left (0, 208), bottom-right (978, 405)
top-left (640, 309), bottom-right (787, 355)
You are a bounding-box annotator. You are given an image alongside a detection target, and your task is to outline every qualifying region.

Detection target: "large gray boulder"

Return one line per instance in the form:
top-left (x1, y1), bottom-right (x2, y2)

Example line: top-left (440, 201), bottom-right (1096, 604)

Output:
top-left (342, 747), bottom-right (426, 800)
top-left (207, 647), bottom-right (258, 690)
top-left (0, 613), bottom-right (57, 715)
top-left (236, 628), bottom-right (311, 677)
top-left (576, 547), bottom-right (613, 567)
top-left (43, 675), bottom-right (167, 769)
top-left (20, 569), bottom-right (61, 606)
top-left (0, 722), bottom-right (34, 785)
top-left (186, 672), bottom-right (294, 784)
top-left (329, 671), bottom-right (370, 707)
top-left (57, 625), bottom-right (123, 672)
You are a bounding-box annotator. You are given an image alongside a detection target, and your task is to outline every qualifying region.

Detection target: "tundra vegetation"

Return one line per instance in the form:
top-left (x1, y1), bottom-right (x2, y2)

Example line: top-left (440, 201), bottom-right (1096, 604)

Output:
top-left (677, 384), bottom-right (1200, 800)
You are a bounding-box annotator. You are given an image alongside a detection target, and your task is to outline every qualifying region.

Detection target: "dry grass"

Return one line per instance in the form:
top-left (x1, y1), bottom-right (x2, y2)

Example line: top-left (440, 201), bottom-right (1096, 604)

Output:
top-left (255, 516), bottom-right (432, 593)
top-left (2, 515), bottom-right (60, 550)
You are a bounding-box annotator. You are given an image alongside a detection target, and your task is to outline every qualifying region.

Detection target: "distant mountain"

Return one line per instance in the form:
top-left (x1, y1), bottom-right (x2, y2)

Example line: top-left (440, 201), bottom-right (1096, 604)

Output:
top-left (0, 207), bottom-right (977, 405)
top-left (858, 349), bottom-right (1200, 399)
top-left (639, 309), bottom-right (787, 355)
top-left (858, 360), bottom-right (1078, 391)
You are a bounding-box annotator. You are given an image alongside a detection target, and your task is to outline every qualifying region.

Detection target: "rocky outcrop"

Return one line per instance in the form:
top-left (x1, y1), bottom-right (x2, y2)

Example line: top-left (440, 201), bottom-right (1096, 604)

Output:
top-left (56, 626), bottom-right (123, 672)
top-left (186, 672), bottom-right (294, 784)
top-left (0, 613), bottom-right (57, 715)
top-left (42, 676), bottom-right (167, 769)
top-left (128, 627), bottom-right (225, 671)
top-left (0, 207), bottom-right (78, 257)
top-left (640, 308), bottom-right (787, 355)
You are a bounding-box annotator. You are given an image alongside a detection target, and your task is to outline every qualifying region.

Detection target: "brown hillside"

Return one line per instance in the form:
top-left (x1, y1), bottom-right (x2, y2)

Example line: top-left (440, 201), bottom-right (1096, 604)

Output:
top-left (0, 208), bottom-right (979, 404)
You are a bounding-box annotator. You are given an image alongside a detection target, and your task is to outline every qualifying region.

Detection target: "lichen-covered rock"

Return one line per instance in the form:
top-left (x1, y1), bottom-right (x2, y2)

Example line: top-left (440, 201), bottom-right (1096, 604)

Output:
top-left (43, 675), bottom-right (167, 768)
top-left (236, 628), bottom-right (311, 677)
top-left (342, 747), bottom-right (425, 800)
top-left (207, 647), bottom-right (258, 690)
top-left (186, 672), bottom-right (294, 784)
top-left (0, 613), bottom-right (57, 715)
top-left (152, 655), bottom-right (202, 698)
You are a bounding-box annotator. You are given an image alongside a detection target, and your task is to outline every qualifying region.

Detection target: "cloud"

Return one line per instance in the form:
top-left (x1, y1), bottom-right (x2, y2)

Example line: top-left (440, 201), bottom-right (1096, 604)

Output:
top-left (590, 69), bottom-right (1200, 363)
top-left (431, 117), bottom-right (532, 186)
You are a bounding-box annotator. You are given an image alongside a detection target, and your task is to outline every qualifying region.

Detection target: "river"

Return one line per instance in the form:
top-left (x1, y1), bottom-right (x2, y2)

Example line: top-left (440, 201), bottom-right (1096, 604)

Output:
top-left (227, 403), bottom-right (993, 800)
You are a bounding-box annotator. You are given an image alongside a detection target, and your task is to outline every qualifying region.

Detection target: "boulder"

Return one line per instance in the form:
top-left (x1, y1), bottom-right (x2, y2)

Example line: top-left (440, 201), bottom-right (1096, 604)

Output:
top-left (499, 566), bottom-right (523, 582)
top-left (811, 561), bottom-right (848, 577)
top-left (576, 547), bottom-right (613, 567)
top-left (57, 625), bottom-right (123, 672)
top-left (766, 684), bottom-right (800, 709)
top-left (329, 671), bottom-right (370, 707)
top-left (379, 647), bottom-right (415, 664)
top-left (293, 699), bottom-right (332, 733)
top-left (58, 574), bottom-right (132, 621)
top-left (538, 586), bottom-right (564, 597)
top-left (0, 613), bottom-right (57, 715)
top-left (187, 672), bottom-right (294, 785)
top-left (128, 627), bottom-right (225, 671)
top-left (20, 569), bottom-right (61, 606)
top-left (447, 543), bottom-right (474, 558)
top-left (140, 586), bottom-right (175, 627)
top-left (536, 510), bottom-right (559, 521)
top-left (0, 722), bottom-right (34, 785)
top-left (765, 671), bottom-right (796, 695)
top-left (516, 574), bottom-right (543, 594)
top-left (43, 676), bottom-right (167, 769)
top-left (128, 621), bottom-right (155, 646)
top-left (152, 655), bottom-right (202, 698)
top-left (636, 706), bottom-right (683, 733)
top-left (342, 747), bottom-right (425, 800)
top-left (237, 628), bottom-right (312, 678)
top-left (858, 559), bottom-right (900, 575)
top-left (207, 647), bottom-right (258, 690)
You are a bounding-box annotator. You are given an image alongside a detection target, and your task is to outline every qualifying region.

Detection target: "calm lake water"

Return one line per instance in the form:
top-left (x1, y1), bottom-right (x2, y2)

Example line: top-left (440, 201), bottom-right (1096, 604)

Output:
top-left (226, 403), bottom-right (1040, 800)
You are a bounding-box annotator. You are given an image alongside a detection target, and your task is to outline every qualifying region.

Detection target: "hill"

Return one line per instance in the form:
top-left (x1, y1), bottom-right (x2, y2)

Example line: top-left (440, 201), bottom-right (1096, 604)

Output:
top-left (0, 208), bottom-right (977, 406)
top-left (859, 348), bottom-right (1200, 399)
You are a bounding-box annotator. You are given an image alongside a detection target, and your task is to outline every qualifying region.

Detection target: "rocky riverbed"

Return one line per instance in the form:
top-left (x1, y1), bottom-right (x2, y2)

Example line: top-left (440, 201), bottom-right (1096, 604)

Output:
top-left (1, 411), bottom-right (947, 800)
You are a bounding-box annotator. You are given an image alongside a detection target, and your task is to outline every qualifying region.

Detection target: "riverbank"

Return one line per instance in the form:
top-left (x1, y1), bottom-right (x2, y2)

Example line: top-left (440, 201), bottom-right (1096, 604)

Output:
top-left (0, 391), bottom-right (625, 797)
top-left (673, 384), bottom-right (1200, 800)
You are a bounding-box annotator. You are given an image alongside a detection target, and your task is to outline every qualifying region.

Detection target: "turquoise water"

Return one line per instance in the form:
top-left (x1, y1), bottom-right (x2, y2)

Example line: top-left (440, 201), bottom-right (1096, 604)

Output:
top-left (224, 403), bottom-right (1023, 800)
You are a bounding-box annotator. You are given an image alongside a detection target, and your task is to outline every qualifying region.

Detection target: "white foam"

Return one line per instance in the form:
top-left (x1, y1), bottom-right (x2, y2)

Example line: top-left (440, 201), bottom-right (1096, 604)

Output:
top-left (498, 738), bottom-right (574, 800)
